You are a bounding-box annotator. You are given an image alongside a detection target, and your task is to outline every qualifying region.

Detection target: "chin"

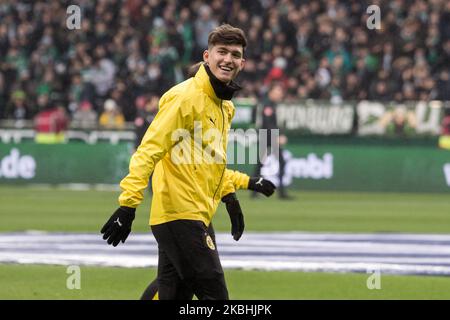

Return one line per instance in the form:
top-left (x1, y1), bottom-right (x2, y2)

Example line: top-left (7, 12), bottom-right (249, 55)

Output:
top-left (218, 73), bottom-right (234, 83)
top-left (219, 77), bottom-right (232, 83)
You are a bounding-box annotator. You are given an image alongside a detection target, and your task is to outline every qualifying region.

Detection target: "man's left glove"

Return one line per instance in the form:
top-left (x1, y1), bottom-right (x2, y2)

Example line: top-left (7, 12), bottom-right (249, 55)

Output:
top-left (101, 206), bottom-right (136, 247)
top-left (222, 193), bottom-right (244, 241)
top-left (248, 177), bottom-right (276, 197)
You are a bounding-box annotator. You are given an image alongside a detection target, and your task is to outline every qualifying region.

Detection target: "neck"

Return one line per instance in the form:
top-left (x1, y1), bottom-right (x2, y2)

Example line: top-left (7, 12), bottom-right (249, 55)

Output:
top-left (204, 64), bottom-right (241, 100)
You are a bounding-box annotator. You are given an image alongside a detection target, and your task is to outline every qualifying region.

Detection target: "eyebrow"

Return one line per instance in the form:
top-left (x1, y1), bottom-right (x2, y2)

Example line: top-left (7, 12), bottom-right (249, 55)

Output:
top-left (217, 46), bottom-right (242, 57)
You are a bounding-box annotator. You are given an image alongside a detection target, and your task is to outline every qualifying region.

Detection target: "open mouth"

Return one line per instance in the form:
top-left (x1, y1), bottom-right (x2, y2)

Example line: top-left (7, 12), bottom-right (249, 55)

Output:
top-left (219, 65), bottom-right (233, 72)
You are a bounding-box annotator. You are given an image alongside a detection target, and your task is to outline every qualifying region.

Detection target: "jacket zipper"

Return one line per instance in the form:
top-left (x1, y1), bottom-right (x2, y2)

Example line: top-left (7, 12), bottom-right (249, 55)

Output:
top-left (212, 100), bottom-right (226, 201)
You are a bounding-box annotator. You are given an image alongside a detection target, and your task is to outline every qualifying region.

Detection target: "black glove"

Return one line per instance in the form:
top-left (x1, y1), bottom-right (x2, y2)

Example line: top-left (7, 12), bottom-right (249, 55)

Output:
top-left (222, 193), bottom-right (244, 241)
top-left (101, 206), bottom-right (136, 247)
top-left (248, 177), bottom-right (276, 197)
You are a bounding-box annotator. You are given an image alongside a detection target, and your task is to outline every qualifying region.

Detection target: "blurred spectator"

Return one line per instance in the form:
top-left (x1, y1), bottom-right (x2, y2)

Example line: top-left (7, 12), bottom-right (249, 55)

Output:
top-left (5, 90), bottom-right (31, 121)
top-left (369, 80), bottom-right (392, 102)
top-left (380, 105), bottom-right (417, 136)
top-left (72, 100), bottom-right (98, 129)
top-left (0, 72), bottom-right (5, 118)
top-left (438, 106), bottom-right (450, 149)
top-left (99, 99), bottom-right (125, 129)
top-left (252, 83), bottom-right (292, 199)
top-left (264, 57), bottom-right (289, 88)
top-left (34, 102), bottom-right (69, 144)
top-left (437, 70), bottom-right (450, 101)
top-left (441, 107), bottom-right (450, 136)
top-left (134, 94), bottom-right (159, 149)
top-left (194, 5), bottom-right (218, 56)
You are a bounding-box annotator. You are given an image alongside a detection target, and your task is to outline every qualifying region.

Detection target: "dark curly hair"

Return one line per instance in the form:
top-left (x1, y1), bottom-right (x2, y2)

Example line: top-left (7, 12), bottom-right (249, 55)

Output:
top-left (207, 24), bottom-right (247, 52)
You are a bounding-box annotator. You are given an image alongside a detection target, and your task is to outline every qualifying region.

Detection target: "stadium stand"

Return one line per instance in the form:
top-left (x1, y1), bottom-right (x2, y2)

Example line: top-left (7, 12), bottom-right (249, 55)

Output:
top-left (0, 0), bottom-right (449, 127)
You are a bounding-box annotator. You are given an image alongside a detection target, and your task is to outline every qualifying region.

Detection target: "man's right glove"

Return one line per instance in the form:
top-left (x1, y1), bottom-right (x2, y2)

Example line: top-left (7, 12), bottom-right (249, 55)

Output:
top-left (101, 206), bottom-right (136, 247)
top-left (248, 177), bottom-right (276, 197)
top-left (222, 193), bottom-right (244, 241)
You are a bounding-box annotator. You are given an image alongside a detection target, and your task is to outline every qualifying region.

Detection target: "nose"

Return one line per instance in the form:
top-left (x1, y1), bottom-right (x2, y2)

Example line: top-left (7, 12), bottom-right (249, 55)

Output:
top-left (223, 53), bottom-right (232, 63)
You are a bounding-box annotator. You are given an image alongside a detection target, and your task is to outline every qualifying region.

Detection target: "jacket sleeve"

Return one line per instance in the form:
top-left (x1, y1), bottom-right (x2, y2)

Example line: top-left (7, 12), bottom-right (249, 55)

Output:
top-left (119, 94), bottom-right (192, 208)
top-left (220, 169), bottom-right (250, 198)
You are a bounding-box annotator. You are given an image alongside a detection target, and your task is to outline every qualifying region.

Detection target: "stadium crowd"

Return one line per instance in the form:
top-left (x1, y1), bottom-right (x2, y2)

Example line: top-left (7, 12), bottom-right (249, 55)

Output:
top-left (0, 0), bottom-right (449, 127)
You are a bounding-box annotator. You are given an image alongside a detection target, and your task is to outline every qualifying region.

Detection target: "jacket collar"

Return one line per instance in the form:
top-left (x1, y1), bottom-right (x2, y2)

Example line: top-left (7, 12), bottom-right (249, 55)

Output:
top-left (194, 63), bottom-right (241, 101)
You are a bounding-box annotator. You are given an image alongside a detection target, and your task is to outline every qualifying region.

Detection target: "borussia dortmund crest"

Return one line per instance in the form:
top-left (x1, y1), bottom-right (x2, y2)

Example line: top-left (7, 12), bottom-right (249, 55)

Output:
top-left (206, 235), bottom-right (216, 250)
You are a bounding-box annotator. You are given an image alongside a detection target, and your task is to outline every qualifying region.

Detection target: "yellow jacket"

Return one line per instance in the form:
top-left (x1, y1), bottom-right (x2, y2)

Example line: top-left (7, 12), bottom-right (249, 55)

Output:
top-left (119, 64), bottom-right (249, 226)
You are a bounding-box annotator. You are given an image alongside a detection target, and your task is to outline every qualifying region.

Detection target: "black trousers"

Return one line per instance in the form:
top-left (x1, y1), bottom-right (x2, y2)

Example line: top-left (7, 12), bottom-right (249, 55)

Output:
top-left (151, 220), bottom-right (228, 300)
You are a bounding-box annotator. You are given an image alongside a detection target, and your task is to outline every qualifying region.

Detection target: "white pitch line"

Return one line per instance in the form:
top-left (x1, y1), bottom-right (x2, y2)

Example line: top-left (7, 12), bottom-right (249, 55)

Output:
top-left (1, 232), bottom-right (450, 275)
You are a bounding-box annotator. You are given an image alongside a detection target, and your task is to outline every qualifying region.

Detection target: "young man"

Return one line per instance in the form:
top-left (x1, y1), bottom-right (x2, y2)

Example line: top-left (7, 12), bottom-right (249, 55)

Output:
top-left (101, 24), bottom-right (275, 300)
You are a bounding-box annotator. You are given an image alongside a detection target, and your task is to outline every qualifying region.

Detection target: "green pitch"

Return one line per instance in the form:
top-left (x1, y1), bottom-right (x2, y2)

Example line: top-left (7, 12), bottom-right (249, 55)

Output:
top-left (1, 185), bottom-right (450, 299)
top-left (1, 264), bottom-right (450, 300)
top-left (0, 185), bottom-right (449, 233)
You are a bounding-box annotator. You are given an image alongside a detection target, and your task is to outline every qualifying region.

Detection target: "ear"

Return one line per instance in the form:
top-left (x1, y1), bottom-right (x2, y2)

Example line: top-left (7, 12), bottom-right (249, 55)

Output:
top-left (203, 50), bottom-right (209, 63)
top-left (238, 58), bottom-right (246, 71)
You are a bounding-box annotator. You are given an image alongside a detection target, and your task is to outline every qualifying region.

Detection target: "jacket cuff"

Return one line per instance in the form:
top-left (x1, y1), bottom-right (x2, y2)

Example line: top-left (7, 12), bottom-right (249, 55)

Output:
top-left (221, 192), bottom-right (237, 203)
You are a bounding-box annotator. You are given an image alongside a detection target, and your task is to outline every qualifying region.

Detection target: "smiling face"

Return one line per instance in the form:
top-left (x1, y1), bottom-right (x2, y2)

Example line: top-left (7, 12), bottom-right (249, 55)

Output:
top-left (203, 44), bottom-right (245, 84)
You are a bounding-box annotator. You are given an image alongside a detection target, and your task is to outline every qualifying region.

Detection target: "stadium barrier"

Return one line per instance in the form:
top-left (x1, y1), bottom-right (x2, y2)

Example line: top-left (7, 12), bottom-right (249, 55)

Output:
top-left (232, 99), bottom-right (446, 137)
top-left (228, 142), bottom-right (450, 193)
top-left (1, 141), bottom-right (449, 193)
top-left (0, 142), bottom-right (132, 185)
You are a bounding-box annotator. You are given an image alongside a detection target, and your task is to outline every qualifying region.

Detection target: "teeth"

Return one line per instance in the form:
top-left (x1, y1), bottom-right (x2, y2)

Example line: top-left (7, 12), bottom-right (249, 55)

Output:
top-left (220, 66), bottom-right (232, 71)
